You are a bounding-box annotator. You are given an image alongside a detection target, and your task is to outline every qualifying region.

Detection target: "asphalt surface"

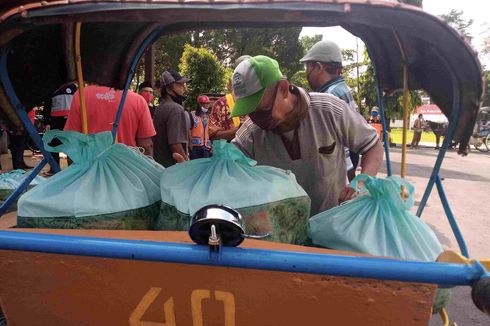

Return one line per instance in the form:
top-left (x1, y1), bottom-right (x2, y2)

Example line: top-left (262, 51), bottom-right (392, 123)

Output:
top-left (378, 144), bottom-right (489, 325)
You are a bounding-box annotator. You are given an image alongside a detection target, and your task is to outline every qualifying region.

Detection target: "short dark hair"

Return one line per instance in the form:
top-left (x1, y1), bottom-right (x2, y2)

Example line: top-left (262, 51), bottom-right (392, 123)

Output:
top-left (138, 80), bottom-right (152, 91)
top-left (322, 62), bottom-right (343, 75)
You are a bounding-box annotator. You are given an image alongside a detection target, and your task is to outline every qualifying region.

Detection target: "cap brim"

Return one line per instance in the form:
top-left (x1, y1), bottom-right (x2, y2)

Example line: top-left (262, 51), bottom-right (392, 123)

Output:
top-left (176, 77), bottom-right (191, 83)
top-left (231, 88), bottom-right (265, 117)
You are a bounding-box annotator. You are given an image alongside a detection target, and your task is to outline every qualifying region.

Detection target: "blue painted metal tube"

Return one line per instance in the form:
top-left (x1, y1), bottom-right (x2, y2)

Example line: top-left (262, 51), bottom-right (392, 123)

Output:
top-left (435, 175), bottom-right (469, 258)
top-left (0, 47), bottom-right (60, 215)
top-left (0, 158), bottom-right (48, 216)
top-left (375, 77), bottom-right (392, 176)
top-left (112, 27), bottom-right (164, 142)
top-left (0, 47), bottom-right (60, 174)
top-left (366, 45), bottom-right (392, 176)
top-left (0, 230), bottom-right (485, 286)
top-left (416, 58), bottom-right (460, 218)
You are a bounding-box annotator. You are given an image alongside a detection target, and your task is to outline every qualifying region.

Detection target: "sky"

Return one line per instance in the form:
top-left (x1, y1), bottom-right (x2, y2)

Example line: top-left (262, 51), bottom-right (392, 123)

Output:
top-left (300, 0), bottom-right (489, 68)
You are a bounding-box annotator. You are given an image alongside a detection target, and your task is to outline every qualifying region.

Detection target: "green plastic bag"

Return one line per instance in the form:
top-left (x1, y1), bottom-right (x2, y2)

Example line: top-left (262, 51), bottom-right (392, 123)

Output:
top-left (0, 169), bottom-right (46, 201)
top-left (309, 174), bottom-right (443, 261)
top-left (18, 131), bottom-right (164, 229)
top-left (158, 140), bottom-right (311, 245)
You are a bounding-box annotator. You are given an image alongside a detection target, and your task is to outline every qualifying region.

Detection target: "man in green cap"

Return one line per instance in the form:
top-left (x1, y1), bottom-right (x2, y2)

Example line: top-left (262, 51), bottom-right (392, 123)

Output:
top-left (231, 55), bottom-right (383, 215)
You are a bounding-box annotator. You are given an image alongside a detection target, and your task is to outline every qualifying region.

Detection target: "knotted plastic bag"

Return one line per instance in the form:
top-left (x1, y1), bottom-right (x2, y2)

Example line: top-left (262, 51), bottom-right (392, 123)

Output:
top-left (309, 174), bottom-right (443, 261)
top-left (18, 130), bottom-right (164, 229)
top-left (158, 140), bottom-right (311, 244)
top-left (0, 169), bottom-right (46, 201)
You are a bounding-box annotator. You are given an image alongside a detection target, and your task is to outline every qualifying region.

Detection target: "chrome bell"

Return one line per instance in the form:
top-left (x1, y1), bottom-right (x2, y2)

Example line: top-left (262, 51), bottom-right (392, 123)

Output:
top-left (189, 204), bottom-right (245, 247)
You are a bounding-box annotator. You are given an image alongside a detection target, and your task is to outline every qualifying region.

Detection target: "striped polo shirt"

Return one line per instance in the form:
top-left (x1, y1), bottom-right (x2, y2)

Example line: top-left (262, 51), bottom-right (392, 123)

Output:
top-left (232, 87), bottom-right (378, 215)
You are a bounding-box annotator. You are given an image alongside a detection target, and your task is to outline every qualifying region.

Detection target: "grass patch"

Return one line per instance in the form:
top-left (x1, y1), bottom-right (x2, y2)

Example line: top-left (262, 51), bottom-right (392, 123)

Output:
top-left (389, 128), bottom-right (443, 144)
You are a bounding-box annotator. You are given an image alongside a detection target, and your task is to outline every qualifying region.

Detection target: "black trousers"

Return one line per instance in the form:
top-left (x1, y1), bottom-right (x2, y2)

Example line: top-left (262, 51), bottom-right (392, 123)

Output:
top-left (8, 132), bottom-right (27, 169)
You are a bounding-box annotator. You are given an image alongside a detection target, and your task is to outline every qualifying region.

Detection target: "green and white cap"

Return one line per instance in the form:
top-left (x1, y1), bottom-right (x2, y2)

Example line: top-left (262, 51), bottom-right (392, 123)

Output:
top-left (231, 55), bottom-right (283, 117)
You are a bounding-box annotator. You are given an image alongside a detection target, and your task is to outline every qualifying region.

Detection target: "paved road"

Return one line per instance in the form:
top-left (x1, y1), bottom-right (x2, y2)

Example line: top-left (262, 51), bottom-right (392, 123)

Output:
top-left (378, 145), bottom-right (489, 325)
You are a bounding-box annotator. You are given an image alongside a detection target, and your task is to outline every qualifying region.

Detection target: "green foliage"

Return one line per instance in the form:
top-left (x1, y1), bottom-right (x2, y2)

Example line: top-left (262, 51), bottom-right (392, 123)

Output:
top-left (188, 27), bottom-right (303, 77)
top-left (440, 9), bottom-right (473, 38)
top-left (144, 27), bottom-right (304, 87)
top-left (300, 35), bottom-right (322, 55)
top-left (178, 44), bottom-right (227, 109)
top-left (155, 34), bottom-right (192, 75)
top-left (290, 70), bottom-right (311, 91)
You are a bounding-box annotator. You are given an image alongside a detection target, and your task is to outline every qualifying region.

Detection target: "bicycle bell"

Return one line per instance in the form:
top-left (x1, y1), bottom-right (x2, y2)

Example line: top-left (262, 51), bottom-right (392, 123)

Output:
top-left (189, 204), bottom-right (245, 247)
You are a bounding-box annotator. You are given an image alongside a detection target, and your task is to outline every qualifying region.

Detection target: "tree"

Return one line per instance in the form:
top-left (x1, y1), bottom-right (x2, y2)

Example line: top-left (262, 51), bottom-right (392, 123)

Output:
top-left (440, 9), bottom-right (473, 38)
top-left (178, 44), bottom-right (227, 109)
top-left (290, 70), bottom-right (311, 91)
top-left (300, 35), bottom-right (322, 55)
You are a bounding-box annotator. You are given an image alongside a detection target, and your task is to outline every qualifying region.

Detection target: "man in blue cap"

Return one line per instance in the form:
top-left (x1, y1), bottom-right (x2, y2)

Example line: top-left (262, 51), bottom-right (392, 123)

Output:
top-left (231, 55), bottom-right (383, 215)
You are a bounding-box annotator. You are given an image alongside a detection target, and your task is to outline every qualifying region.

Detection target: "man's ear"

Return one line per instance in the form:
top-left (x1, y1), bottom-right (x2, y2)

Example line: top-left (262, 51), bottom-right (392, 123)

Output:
top-left (278, 79), bottom-right (290, 98)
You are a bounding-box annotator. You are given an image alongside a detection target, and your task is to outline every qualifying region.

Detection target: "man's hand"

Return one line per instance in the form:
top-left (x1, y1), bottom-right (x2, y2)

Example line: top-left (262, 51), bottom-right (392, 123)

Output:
top-left (172, 153), bottom-right (187, 164)
top-left (45, 124), bottom-right (51, 131)
top-left (338, 184), bottom-right (358, 204)
top-left (208, 124), bottom-right (220, 138)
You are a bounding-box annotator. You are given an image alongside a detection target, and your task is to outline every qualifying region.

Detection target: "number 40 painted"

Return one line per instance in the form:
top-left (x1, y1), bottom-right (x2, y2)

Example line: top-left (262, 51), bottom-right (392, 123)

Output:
top-left (129, 288), bottom-right (236, 326)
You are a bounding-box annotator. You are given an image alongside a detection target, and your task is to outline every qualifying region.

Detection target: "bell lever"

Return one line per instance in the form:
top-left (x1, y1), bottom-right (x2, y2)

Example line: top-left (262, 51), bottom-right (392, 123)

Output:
top-left (242, 233), bottom-right (272, 240)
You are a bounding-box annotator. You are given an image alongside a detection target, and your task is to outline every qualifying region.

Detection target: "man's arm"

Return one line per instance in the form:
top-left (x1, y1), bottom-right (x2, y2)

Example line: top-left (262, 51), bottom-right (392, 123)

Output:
top-left (167, 109), bottom-right (190, 163)
top-left (136, 137), bottom-right (153, 157)
top-left (337, 98), bottom-right (383, 203)
top-left (171, 144), bottom-right (188, 161)
top-left (338, 141), bottom-right (383, 203)
top-left (210, 127), bottom-right (239, 141)
top-left (359, 141), bottom-right (383, 176)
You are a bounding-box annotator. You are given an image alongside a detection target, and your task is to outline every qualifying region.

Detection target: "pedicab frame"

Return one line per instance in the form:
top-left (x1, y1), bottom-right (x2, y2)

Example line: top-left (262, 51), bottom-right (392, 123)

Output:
top-left (0, 0), bottom-right (488, 321)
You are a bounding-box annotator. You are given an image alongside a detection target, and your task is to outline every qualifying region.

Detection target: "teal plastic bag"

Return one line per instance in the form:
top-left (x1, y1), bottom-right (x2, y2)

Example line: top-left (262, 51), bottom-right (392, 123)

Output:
top-left (0, 169), bottom-right (46, 201)
top-left (158, 140), bottom-right (311, 244)
top-left (309, 174), bottom-right (443, 261)
top-left (18, 131), bottom-right (164, 229)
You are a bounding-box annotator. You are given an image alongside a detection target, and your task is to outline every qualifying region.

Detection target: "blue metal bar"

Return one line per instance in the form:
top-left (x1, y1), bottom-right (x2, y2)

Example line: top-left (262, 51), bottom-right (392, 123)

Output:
top-left (435, 175), bottom-right (469, 258)
top-left (366, 46), bottom-right (392, 176)
top-left (0, 230), bottom-right (485, 286)
top-left (0, 158), bottom-right (48, 216)
top-left (112, 27), bottom-right (164, 142)
top-left (375, 77), bottom-right (392, 176)
top-left (416, 65), bottom-right (460, 218)
top-left (0, 47), bottom-right (60, 215)
top-left (0, 47), bottom-right (60, 174)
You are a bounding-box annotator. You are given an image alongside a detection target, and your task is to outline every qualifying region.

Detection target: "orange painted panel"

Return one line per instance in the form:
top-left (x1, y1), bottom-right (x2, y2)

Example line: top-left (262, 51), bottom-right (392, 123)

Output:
top-left (0, 230), bottom-right (435, 325)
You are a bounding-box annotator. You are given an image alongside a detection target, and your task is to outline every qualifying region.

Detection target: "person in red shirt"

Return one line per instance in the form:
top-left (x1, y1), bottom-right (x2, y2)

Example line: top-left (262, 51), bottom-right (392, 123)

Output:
top-left (64, 85), bottom-right (156, 156)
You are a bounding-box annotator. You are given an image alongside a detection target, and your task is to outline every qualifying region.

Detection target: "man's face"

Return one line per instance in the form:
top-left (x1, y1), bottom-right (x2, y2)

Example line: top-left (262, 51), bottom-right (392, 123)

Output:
top-left (201, 102), bottom-right (211, 110)
top-left (171, 82), bottom-right (187, 96)
top-left (139, 89), bottom-right (154, 103)
top-left (304, 61), bottom-right (322, 91)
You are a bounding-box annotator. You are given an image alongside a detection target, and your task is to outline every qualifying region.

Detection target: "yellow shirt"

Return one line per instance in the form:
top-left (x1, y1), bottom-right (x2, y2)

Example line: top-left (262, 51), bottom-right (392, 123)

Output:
top-left (225, 94), bottom-right (241, 127)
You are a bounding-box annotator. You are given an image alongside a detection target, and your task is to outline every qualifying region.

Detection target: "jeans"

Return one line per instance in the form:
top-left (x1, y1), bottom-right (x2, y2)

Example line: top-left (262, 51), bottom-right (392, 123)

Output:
top-left (190, 146), bottom-right (211, 160)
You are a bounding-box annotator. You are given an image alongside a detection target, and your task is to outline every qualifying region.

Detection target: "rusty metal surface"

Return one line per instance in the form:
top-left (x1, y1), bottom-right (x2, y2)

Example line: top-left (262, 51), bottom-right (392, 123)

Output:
top-left (0, 230), bottom-right (435, 326)
top-left (0, 0), bottom-right (483, 150)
